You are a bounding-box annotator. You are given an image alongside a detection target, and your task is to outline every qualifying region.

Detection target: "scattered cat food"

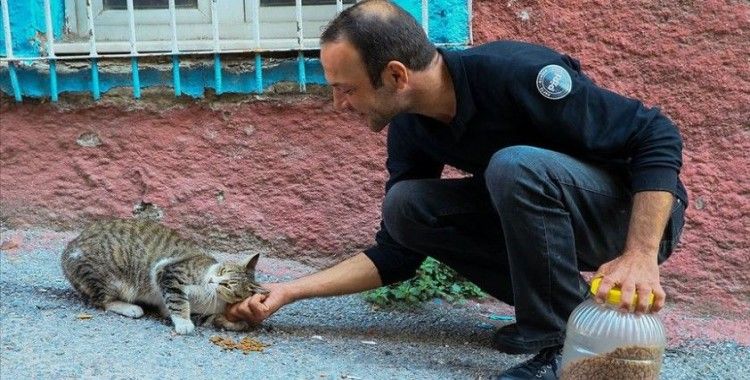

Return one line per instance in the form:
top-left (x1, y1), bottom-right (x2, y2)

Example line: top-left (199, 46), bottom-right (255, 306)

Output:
top-left (561, 345), bottom-right (663, 380)
top-left (209, 335), bottom-right (268, 354)
top-left (76, 313), bottom-right (93, 320)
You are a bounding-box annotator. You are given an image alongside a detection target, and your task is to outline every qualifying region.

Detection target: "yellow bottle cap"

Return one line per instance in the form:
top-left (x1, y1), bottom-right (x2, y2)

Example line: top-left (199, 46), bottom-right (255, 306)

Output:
top-left (590, 277), bottom-right (655, 307)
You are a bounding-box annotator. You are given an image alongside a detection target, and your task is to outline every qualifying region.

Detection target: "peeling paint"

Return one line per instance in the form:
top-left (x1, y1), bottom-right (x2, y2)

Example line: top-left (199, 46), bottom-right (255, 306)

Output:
top-left (0, 57), bottom-right (329, 98)
top-left (0, 0), bottom-right (64, 57)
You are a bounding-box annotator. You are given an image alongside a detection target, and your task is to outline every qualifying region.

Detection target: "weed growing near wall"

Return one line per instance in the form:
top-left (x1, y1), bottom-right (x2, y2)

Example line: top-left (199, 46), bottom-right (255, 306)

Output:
top-left (363, 258), bottom-right (486, 306)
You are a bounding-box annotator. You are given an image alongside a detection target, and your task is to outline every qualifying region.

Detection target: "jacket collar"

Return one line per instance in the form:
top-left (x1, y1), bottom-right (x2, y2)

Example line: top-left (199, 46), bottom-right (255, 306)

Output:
top-left (439, 47), bottom-right (476, 139)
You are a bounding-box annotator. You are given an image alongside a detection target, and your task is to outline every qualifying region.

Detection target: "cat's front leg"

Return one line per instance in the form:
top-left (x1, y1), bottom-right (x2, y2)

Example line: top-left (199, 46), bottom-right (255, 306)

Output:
top-left (212, 314), bottom-right (250, 331)
top-left (171, 314), bottom-right (194, 335)
top-left (158, 269), bottom-right (194, 334)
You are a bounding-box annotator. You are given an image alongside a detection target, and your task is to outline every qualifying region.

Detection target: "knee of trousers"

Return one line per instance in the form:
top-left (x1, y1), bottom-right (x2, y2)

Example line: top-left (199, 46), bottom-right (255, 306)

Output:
top-left (382, 180), bottom-right (430, 248)
top-left (484, 145), bottom-right (559, 202)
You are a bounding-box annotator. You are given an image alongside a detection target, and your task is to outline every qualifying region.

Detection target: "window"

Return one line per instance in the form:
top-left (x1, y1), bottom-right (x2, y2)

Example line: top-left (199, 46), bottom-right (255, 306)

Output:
top-left (59, 0), bottom-right (355, 54)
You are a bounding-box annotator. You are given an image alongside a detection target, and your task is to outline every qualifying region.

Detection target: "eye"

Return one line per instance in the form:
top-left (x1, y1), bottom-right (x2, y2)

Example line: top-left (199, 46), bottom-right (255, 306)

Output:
top-left (335, 86), bottom-right (354, 96)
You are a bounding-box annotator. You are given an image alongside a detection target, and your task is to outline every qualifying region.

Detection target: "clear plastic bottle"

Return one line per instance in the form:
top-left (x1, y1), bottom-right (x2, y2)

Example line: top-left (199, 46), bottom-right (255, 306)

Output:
top-left (561, 277), bottom-right (666, 380)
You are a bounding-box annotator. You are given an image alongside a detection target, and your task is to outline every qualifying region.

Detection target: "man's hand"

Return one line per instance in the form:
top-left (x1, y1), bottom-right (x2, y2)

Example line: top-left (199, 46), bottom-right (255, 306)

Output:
top-left (225, 283), bottom-right (294, 324)
top-left (593, 191), bottom-right (674, 314)
top-left (593, 252), bottom-right (665, 314)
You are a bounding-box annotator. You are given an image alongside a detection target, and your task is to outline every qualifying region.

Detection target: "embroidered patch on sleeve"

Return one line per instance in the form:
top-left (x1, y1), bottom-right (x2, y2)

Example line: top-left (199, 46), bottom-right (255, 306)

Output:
top-left (536, 64), bottom-right (572, 100)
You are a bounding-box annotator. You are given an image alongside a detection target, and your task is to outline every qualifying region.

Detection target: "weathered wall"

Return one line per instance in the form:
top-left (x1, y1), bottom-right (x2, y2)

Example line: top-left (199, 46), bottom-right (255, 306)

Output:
top-left (0, 92), bottom-right (383, 267)
top-left (1, 0), bottom-right (749, 317)
top-left (470, 0), bottom-right (750, 316)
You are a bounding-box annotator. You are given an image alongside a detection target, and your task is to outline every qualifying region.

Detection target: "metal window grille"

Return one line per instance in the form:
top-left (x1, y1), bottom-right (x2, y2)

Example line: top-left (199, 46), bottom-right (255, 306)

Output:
top-left (1, 0), bottom-right (458, 102)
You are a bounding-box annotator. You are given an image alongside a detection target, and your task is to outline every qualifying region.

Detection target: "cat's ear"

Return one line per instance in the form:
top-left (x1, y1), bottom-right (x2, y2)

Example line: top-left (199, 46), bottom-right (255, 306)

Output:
top-left (243, 253), bottom-right (261, 273)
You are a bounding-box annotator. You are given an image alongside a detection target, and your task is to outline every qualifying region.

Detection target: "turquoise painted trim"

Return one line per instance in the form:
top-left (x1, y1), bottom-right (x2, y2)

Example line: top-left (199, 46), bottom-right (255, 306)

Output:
top-left (131, 57), bottom-right (140, 99)
top-left (1, 58), bottom-right (329, 98)
top-left (49, 59), bottom-right (57, 101)
top-left (214, 53), bottom-right (222, 95)
top-left (90, 58), bottom-right (100, 100)
top-left (172, 55), bottom-right (181, 96)
top-left (255, 54), bottom-right (263, 94)
top-left (0, 0), bottom-right (64, 58)
top-left (297, 51), bottom-right (306, 93)
top-left (7, 62), bottom-right (20, 101)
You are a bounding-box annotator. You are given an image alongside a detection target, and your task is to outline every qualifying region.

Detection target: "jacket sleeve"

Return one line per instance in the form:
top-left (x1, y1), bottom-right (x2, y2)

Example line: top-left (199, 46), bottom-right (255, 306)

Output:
top-left (504, 52), bottom-right (683, 195)
top-left (363, 116), bottom-right (444, 286)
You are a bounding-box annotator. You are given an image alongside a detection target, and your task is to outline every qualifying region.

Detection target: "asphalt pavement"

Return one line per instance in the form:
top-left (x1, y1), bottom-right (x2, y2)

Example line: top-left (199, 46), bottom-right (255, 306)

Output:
top-left (1, 228), bottom-right (748, 379)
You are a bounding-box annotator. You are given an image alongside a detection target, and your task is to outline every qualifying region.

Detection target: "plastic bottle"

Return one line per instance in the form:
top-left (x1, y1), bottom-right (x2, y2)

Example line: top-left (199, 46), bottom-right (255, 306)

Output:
top-left (560, 277), bottom-right (666, 380)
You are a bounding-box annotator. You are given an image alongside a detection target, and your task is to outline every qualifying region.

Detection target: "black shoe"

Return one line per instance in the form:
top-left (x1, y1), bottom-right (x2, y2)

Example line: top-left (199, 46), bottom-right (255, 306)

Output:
top-left (492, 324), bottom-right (564, 355)
top-left (495, 345), bottom-right (562, 380)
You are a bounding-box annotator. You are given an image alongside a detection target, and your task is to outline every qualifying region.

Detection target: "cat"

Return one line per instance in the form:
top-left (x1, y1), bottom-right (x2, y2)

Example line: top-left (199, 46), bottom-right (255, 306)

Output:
top-left (60, 218), bottom-right (268, 335)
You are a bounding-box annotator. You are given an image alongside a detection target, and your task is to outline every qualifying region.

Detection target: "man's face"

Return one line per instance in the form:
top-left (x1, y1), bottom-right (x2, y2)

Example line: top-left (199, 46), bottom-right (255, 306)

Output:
top-left (321, 40), bottom-right (401, 132)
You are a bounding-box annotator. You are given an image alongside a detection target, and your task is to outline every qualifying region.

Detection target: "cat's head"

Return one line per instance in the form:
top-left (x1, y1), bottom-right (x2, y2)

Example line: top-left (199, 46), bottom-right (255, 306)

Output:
top-left (210, 253), bottom-right (269, 303)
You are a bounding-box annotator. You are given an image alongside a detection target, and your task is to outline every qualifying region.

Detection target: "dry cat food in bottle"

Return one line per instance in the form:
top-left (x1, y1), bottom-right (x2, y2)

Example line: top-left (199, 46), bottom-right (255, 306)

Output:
top-left (561, 277), bottom-right (666, 380)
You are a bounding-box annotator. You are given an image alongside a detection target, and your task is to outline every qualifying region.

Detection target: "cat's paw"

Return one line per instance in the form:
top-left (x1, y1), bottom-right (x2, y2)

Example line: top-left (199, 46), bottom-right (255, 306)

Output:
top-left (171, 316), bottom-right (195, 335)
top-left (104, 301), bottom-right (144, 318)
top-left (213, 314), bottom-right (249, 331)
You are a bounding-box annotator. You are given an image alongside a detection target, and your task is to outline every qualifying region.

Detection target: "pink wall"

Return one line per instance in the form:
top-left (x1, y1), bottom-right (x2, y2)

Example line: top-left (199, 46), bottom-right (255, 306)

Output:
top-left (1, 0), bottom-right (748, 316)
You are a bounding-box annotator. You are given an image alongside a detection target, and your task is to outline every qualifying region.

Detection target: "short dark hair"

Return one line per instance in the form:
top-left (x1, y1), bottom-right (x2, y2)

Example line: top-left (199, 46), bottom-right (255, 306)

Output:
top-left (320, 0), bottom-right (436, 88)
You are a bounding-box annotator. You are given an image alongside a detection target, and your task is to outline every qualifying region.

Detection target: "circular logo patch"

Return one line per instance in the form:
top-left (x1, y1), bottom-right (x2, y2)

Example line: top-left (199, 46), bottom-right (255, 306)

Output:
top-left (536, 64), bottom-right (572, 100)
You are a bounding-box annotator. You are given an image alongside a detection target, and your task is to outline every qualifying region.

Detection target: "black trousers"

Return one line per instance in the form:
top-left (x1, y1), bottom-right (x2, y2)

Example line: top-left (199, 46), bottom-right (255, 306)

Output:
top-left (381, 146), bottom-right (685, 347)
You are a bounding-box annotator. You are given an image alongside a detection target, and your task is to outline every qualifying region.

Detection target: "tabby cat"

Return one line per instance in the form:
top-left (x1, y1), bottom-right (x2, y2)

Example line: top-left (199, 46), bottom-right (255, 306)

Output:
top-left (61, 219), bottom-right (268, 334)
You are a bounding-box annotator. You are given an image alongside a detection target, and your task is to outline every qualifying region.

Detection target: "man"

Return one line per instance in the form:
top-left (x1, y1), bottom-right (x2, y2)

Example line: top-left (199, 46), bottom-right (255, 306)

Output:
top-left (227, 1), bottom-right (687, 378)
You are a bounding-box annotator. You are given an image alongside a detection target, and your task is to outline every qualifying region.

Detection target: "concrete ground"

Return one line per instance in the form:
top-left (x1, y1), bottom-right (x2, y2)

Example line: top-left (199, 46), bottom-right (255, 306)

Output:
top-left (1, 228), bottom-right (748, 379)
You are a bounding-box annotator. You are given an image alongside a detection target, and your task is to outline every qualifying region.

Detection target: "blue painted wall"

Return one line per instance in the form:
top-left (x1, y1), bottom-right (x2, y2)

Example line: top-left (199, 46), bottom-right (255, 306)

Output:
top-left (0, 0), bottom-right (65, 57)
top-left (0, 0), bottom-right (469, 99)
top-left (395, 0), bottom-right (470, 45)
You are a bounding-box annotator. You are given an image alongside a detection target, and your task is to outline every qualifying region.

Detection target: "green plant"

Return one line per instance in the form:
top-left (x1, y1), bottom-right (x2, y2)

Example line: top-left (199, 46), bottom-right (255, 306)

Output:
top-left (363, 257), bottom-right (486, 307)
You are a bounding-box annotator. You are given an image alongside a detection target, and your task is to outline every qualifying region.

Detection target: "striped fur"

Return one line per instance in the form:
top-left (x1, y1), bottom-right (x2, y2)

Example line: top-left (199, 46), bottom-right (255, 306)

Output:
top-left (61, 219), bottom-right (268, 334)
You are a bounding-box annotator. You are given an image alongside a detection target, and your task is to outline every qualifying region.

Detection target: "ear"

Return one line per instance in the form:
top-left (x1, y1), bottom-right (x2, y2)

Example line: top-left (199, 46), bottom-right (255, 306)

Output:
top-left (242, 253), bottom-right (260, 273)
top-left (383, 61), bottom-right (409, 90)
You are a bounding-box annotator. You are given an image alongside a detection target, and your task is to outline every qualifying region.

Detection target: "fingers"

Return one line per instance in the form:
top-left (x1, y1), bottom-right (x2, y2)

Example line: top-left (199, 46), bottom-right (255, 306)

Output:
top-left (224, 303), bottom-right (241, 322)
top-left (593, 275), bottom-right (665, 314)
top-left (594, 275), bottom-right (616, 304)
top-left (248, 293), bottom-right (270, 313)
top-left (619, 279), bottom-right (636, 313)
top-left (651, 284), bottom-right (667, 313)
top-left (224, 293), bottom-right (269, 324)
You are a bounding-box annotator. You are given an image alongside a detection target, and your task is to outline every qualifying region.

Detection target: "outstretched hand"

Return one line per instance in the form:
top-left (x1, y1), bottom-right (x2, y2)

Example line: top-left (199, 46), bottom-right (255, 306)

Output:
top-left (593, 252), bottom-right (665, 314)
top-left (225, 283), bottom-right (293, 324)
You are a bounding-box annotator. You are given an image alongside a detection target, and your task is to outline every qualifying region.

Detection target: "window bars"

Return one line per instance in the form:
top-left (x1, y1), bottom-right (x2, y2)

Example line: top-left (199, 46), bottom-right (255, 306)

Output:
top-left (0, 0), bottom-right (435, 102)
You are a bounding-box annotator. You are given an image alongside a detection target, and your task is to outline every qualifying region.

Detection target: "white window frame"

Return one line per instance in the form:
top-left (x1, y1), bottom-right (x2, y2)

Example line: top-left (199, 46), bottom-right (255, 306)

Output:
top-left (58, 0), bottom-right (349, 54)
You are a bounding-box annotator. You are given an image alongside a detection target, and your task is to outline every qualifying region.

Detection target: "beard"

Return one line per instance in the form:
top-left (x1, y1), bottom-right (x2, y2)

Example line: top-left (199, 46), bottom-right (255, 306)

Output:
top-left (367, 113), bottom-right (392, 132)
top-left (366, 86), bottom-right (400, 132)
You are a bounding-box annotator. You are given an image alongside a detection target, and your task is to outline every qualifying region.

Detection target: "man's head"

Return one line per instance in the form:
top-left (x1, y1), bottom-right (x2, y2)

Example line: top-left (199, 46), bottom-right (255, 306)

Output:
top-left (320, 0), bottom-right (436, 132)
